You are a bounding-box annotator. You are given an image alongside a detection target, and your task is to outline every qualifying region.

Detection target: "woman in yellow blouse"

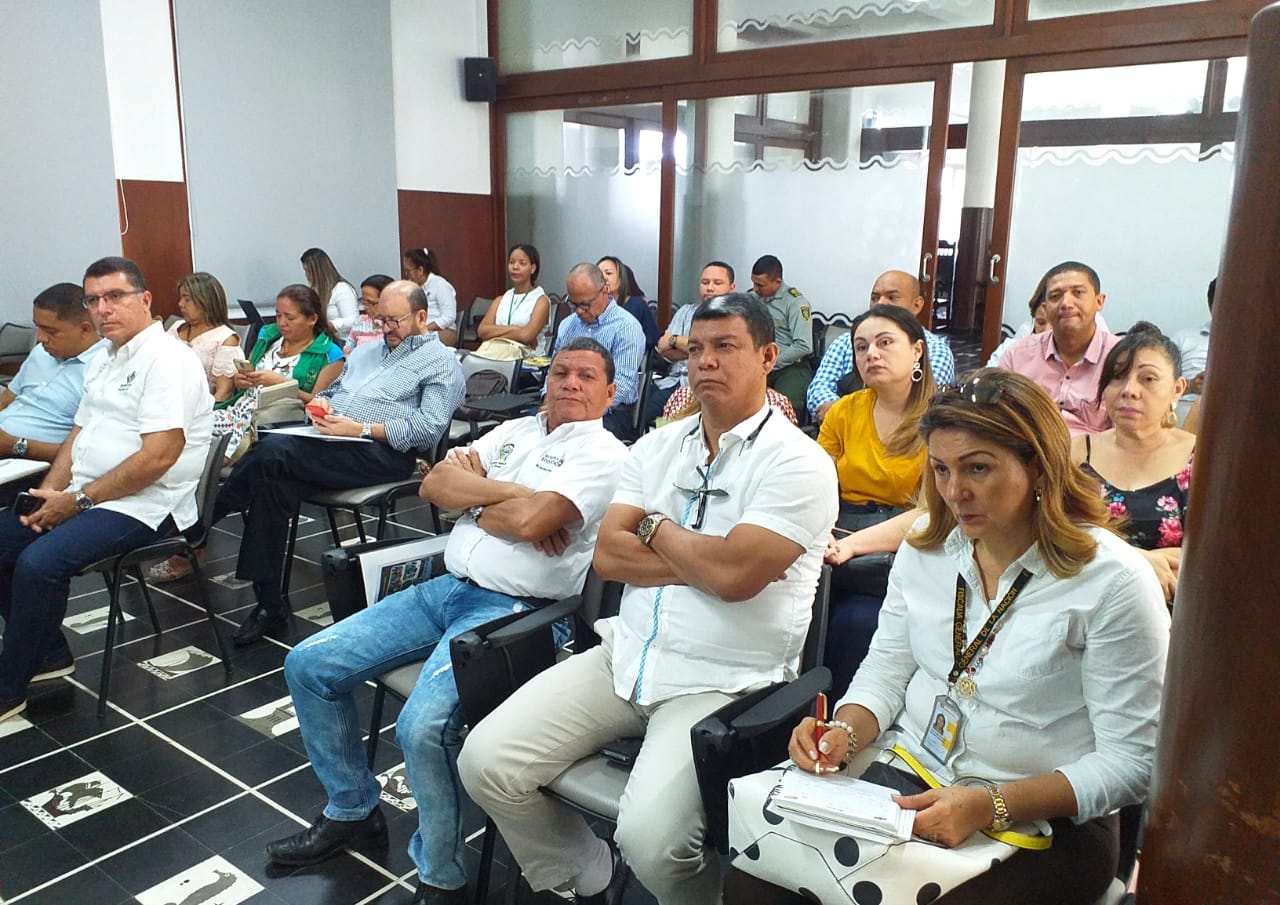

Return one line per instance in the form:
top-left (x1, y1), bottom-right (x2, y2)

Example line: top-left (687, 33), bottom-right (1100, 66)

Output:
top-left (817, 303), bottom-right (936, 691)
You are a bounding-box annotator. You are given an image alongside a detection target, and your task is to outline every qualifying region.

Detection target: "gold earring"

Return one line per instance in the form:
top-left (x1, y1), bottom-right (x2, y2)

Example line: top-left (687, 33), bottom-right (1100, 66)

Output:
top-left (1163, 406), bottom-right (1178, 429)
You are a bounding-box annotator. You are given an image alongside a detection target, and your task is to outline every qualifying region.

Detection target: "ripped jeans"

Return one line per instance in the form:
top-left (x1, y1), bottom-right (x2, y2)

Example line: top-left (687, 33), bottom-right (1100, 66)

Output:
top-left (283, 574), bottom-right (533, 889)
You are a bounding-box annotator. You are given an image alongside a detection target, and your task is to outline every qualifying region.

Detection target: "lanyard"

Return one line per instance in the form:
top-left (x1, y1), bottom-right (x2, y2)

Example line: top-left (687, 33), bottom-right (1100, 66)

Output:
top-left (506, 290), bottom-right (530, 325)
top-left (948, 568), bottom-right (1033, 686)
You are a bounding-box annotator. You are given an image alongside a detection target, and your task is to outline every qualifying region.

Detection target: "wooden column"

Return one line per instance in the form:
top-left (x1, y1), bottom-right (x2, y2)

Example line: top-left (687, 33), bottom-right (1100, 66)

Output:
top-left (1138, 4), bottom-right (1280, 902)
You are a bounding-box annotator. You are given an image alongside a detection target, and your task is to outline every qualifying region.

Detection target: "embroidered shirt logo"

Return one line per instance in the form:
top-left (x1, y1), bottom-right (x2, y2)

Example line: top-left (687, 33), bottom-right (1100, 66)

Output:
top-left (494, 443), bottom-right (516, 467)
top-left (117, 370), bottom-right (137, 391)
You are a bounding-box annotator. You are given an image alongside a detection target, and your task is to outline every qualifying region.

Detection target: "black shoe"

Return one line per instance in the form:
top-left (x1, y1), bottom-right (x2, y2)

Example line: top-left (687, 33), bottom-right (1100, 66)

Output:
top-left (233, 606), bottom-right (288, 646)
top-left (265, 808), bottom-right (388, 866)
top-left (576, 840), bottom-right (627, 905)
top-left (30, 648), bottom-right (76, 683)
top-left (0, 694), bottom-right (27, 724)
top-left (405, 881), bottom-right (468, 904)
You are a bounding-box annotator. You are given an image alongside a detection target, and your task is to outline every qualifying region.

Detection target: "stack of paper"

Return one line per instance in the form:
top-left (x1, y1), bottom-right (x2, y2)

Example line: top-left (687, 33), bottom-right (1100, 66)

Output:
top-left (769, 768), bottom-right (916, 842)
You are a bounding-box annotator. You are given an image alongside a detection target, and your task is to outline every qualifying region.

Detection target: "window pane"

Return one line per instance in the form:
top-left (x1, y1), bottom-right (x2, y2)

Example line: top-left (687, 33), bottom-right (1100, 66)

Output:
top-left (1224, 56), bottom-right (1246, 113)
top-left (1029, 0), bottom-right (1211, 20)
top-left (717, 0), bottom-right (995, 51)
top-left (499, 0), bottom-right (692, 73)
top-left (506, 107), bottom-right (660, 319)
top-left (673, 83), bottom-right (936, 318)
top-left (1022, 61), bottom-right (1209, 119)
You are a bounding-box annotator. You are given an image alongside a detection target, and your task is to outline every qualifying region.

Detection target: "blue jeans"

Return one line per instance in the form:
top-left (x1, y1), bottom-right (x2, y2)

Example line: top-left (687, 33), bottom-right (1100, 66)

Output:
top-left (0, 507), bottom-right (168, 701)
top-left (283, 574), bottom-right (533, 890)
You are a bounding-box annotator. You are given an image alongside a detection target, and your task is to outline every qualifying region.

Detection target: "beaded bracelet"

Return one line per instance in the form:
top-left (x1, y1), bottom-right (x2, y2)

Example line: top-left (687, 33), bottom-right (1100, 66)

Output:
top-left (820, 719), bottom-right (859, 767)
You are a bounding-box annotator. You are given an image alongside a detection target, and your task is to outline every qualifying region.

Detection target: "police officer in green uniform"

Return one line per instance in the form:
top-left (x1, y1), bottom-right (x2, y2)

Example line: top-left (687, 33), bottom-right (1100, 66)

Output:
top-left (747, 254), bottom-right (813, 416)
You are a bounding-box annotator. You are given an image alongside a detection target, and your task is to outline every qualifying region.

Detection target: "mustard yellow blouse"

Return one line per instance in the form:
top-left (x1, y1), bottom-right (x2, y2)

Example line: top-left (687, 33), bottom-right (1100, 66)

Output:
top-left (817, 389), bottom-right (925, 507)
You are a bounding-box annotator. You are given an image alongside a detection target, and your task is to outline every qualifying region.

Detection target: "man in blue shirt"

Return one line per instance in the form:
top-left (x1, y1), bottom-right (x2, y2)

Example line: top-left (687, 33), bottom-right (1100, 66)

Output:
top-left (552, 263), bottom-right (645, 442)
top-left (0, 282), bottom-right (107, 463)
top-left (806, 269), bottom-right (955, 421)
top-left (213, 280), bottom-right (465, 645)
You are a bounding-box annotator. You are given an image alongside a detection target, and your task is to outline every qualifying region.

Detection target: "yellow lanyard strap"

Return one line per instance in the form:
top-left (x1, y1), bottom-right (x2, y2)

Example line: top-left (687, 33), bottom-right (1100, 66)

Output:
top-left (889, 744), bottom-right (1052, 851)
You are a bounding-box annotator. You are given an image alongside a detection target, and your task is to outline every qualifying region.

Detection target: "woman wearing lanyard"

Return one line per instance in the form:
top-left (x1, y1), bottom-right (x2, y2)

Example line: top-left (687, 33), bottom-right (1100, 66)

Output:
top-left (748, 370), bottom-right (1170, 905)
top-left (476, 243), bottom-right (551, 354)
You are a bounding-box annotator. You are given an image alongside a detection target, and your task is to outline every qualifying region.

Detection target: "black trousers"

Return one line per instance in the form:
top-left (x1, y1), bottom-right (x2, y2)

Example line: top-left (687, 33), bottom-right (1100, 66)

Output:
top-left (214, 433), bottom-right (416, 614)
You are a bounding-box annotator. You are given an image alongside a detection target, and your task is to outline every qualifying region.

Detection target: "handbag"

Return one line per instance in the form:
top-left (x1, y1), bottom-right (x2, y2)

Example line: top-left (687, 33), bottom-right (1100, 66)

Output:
top-left (728, 745), bottom-right (1051, 905)
top-left (474, 337), bottom-right (531, 361)
top-left (831, 506), bottom-right (907, 600)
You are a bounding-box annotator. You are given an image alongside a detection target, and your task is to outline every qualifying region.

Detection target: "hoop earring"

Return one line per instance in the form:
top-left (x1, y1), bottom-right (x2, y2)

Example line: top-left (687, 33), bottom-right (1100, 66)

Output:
top-left (1163, 405), bottom-right (1178, 429)
top-left (911, 360), bottom-right (923, 383)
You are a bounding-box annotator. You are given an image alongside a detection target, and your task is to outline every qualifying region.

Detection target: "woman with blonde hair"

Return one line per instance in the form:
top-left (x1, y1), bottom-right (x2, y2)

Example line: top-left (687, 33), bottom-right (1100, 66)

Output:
top-left (739, 369), bottom-right (1169, 905)
top-left (1072, 322), bottom-right (1195, 602)
top-left (301, 247), bottom-right (359, 339)
top-left (167, 272), bottom-right (244, 402)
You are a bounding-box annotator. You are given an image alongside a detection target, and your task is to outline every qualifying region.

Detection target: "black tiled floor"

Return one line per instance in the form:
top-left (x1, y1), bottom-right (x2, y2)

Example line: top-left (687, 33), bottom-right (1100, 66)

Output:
top-left (0, 498), bottom-right (661, 905)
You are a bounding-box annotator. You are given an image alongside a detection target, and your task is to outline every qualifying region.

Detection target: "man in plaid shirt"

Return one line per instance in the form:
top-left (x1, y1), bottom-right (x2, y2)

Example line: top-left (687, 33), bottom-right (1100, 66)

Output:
top-left (213, 279), bottom-right (465, 645)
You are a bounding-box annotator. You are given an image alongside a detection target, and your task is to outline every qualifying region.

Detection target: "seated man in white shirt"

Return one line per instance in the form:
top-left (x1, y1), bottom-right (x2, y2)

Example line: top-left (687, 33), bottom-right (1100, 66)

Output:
top-left (0, 257), bottom-right (212, 723)
top-left (460, 294), bottom-right (838, 905)
top-left (266, 338), bottom-right (629, 905)
top-left (0, 282), bottom-right (108, 465)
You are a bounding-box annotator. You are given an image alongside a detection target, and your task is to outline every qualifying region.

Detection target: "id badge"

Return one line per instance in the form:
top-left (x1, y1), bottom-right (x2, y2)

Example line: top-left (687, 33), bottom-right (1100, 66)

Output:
top-left (921, 694), bottom-right (964, 764)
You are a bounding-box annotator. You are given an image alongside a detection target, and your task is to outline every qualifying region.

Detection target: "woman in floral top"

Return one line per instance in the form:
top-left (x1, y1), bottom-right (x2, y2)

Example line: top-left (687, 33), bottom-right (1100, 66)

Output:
top-left (1071, 323), bottom-right (1195, 603)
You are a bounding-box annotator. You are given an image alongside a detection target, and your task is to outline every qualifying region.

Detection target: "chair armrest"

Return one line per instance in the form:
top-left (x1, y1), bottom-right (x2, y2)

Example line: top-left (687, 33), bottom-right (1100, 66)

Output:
top-left (450, 594), bottom-right (584, 726)
top-left (725, 667), bottom-right (833, 740)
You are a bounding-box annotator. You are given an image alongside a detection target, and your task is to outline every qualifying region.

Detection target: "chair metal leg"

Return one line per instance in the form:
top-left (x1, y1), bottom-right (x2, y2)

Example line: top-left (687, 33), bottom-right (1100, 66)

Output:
top-left (324, 506), bottom-right (343, 545)
top-left (131, 565), bottom-right (162, 635)
top-left (351, 508), bottom-right (368, 543)
top-left (281, 509), bottom-right (300, 608)
top-left (97, 569), bottom-right (123, 719)
top-left (475, 818), bottom-right (498, 904)
top-left (366, 684), bottom-right (386, 769)
top-left (187, 551), bottom-right (231, 671)
top-left (374, 502), bottom-right (391, 540)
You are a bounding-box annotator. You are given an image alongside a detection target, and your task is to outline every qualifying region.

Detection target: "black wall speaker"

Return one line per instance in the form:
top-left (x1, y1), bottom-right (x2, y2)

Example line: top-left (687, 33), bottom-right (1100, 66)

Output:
top-left (463, 57), bottom-right (497, 103)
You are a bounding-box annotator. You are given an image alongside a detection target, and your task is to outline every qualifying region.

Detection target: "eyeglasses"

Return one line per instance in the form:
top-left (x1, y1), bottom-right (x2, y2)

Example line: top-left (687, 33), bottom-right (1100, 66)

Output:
top-left (373, 312), bottom-right (413, 330)
top-left (566, 298), bottom-right (595, 312)
top-left (82, 288), bottom-right (144, 308)
top-left (936, 376), bottom-right (1004, 405)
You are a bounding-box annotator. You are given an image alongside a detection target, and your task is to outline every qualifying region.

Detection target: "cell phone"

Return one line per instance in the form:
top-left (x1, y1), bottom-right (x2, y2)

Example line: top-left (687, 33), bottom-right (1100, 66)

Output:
top-left (13, 491), bottom-right (41, 517)
top-left (305, 402), bottom-right (329, 419)
top-left (234, 359), bottom-right (253, 373)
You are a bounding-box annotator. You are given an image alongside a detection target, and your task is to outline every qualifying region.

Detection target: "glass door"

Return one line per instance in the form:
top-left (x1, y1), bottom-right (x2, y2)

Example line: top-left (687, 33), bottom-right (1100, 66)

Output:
top-left (984, 55), bottom-right (1242, 356)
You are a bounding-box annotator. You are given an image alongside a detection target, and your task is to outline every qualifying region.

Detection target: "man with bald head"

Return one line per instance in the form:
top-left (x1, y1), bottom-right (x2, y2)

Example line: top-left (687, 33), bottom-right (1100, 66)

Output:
top-left (805, 269), bottom-right (955, 421)
top-left (214, 279), bottom-right (465, 645)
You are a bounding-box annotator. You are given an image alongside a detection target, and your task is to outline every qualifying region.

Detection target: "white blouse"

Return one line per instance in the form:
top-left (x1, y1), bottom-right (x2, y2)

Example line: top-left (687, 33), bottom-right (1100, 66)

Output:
top-left (424, 272), bottom-right (458, 331)
top-left (327, 282), bottom-right (359, 339)
top-left (493, 286), bottom-right (548, 329)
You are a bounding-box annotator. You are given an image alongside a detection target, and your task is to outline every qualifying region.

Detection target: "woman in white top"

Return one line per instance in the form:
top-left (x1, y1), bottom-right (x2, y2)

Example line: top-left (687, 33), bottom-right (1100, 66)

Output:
top-left (301, 247), bottom-right (359, 340)
top-left (402, 247), bottom-right (458, 346)
top-left (166, 271), bottom-right (244, 403)
top-left (477, 243), bottom-right (551, 352)
top-left (751, 369), bottom-right (1169, 905)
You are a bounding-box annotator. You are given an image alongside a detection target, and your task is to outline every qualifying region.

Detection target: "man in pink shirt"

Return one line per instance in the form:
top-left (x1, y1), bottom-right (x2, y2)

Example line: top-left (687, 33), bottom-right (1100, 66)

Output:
top-left (997, 261), bottom-right (1119, 434)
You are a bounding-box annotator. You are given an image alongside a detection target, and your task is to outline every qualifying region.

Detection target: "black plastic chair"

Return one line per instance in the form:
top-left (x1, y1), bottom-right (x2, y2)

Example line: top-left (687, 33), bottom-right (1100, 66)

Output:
top-left (83, 432), bottom-right (233, 717)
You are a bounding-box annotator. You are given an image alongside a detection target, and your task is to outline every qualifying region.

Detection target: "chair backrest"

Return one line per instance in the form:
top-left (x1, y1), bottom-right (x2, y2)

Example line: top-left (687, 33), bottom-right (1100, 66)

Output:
top-left (238, 299), bottom-right (265, 351)
top-left (459, 350), bottom-right (522, 393)
top-left (0, 322), bottom-right (36, 363)
top-left (188, 432), bottom-right (232, 547)
top-left (464, 295), bottom-right (492, 344)
top-left (801, 564), bottom-right (832, 672)
top-left (577, 567), bottom-right (626, 636)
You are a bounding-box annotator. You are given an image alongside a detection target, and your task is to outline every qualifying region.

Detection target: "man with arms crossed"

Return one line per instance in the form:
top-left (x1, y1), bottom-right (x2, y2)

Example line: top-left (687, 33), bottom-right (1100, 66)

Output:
top-left (0, 257), bottom-right (211, 722)
top-left (267, 338), bottom-right (628, 905)
top-left (460, 294), bottom-right (838, 905)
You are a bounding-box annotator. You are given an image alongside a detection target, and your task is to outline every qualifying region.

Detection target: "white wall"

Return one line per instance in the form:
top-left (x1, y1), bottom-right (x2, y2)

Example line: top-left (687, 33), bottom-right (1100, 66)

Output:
top-left (0, 0), bottom-right (121, 322)
top-left (100, 0), bottom-right (183, 182)
top-left (173, 0), bottom-right (400, 303)
top-left (391, 0), bottom-right (491, 194)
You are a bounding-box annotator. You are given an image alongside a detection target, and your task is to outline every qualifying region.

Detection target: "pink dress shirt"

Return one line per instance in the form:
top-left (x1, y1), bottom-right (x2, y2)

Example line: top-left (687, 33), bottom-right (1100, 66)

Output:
top-left (997, 326), bottom-right (1119, 434)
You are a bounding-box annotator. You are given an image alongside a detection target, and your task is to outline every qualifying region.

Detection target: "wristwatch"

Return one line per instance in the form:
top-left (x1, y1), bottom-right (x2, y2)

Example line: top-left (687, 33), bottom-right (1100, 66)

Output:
top-left (980, 781), bottom-right (1013, 832)
top-left (359, 423), bottom-right (373, 440)
top-left (636, 512), bottom-right (668, 545)
top-left (667, 334), bottom-right (679, 351)
top-left (74, 490), bottom-right (94, 513)
top-left (468, 505), bottom-right (485, 521)
top-left (12, 437), bottom-right (27, 458)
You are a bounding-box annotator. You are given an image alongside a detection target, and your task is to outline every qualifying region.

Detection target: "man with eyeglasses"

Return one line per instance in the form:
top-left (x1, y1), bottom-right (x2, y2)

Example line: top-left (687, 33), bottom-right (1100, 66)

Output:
top-left (213, 279), bottom-right (465, 646)
top-left (0, 256), bottom-right (212, 723)
top-left (0, 282), bottom-right (109, 467)
top-left (551, 263), bottom-right (645, 442)
top-left (461, 294), bottom-right (838, 905)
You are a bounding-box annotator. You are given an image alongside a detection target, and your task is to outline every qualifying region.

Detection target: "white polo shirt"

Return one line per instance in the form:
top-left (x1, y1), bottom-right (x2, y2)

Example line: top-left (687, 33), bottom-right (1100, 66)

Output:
top-left (602, 404), bottom-right (839, 706)
top-left (445, 412), bottom-right (628, 600)
top-left (71, 322), bottom-right (213, 530)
